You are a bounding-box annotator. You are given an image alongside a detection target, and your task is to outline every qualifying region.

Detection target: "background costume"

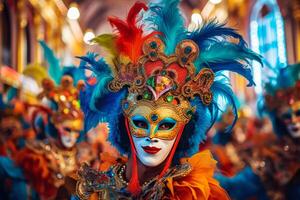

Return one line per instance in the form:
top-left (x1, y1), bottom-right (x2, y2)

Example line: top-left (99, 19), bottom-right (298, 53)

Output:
top-left (0, 42), bottom-right (86, 200)
top-left (216, 63), bottom-right (300, 200)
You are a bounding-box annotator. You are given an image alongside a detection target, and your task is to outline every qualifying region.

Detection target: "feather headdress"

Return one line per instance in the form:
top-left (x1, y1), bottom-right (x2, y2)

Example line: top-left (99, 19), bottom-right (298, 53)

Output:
top-left (78, 0), bottom-right (262, 194)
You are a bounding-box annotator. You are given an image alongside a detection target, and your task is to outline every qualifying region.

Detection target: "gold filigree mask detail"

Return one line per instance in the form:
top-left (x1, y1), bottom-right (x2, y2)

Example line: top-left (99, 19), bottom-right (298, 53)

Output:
top-left (122, 93), bottom-right (194, 123)
top-left (128, 102), bottom-right (188, 140)
top-left (109, 37), bottom-right (214, 123)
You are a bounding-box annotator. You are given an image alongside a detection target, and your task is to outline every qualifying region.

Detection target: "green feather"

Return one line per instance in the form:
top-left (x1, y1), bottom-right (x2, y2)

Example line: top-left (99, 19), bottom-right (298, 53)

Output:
top-left (92, 34), bottom-right (117, 56)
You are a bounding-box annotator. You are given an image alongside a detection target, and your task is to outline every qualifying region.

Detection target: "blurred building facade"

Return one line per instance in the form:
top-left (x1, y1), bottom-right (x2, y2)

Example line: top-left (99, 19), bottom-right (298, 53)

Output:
top-left (0, 0), bottom-right (84, 73)
top-left (183, 0), bottom-right (300, 103)
top-left (225, 0), bottom-right (300, 100)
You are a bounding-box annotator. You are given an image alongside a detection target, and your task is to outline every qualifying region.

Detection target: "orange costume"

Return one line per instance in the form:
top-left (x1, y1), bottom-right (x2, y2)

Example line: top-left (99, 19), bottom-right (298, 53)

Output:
top-left (16, 139), bottom-right (78, 198)
top-left (14, 75), bottom-right (84, 199)
top-left (76, 150), bottom-right (229, 200)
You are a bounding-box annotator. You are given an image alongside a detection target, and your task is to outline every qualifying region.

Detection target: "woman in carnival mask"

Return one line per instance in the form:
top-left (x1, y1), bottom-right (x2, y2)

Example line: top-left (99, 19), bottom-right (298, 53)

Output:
top-left (216, 63), bottom-right (300, 200)
top-left (0, 41), bottom-right (87, 199)
top-left (75, 0), bottom-right (262, 199)
top-left (13, 75), bottom-right (85, 199)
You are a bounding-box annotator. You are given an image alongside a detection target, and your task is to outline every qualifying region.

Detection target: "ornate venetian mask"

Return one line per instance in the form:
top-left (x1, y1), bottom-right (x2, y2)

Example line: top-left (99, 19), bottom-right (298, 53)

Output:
top-left (128, 102), bottom-right (187, 167)
top-left (109, 38), bottom-right (214, 167)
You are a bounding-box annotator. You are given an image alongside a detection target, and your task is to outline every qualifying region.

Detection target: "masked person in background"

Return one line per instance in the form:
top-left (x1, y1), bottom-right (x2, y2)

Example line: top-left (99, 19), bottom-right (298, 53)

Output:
top-left (72, 0), bottom-right (262, 199)
top-left (0, 71), bottom-right (35, 200)
top-left (216, 63), bottom-right (300, 200)
top-left (13, 75), bottom-right (85, 199)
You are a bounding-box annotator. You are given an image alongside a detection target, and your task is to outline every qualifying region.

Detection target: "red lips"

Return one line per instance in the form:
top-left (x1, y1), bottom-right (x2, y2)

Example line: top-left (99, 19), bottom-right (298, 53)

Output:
top-left (142, 146), bottom-right (161, 154)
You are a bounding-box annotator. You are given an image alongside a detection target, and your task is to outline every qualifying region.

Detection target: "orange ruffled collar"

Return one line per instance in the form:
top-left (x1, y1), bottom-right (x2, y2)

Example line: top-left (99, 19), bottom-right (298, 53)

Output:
top-left (166, 150), bottom-right (230, 200)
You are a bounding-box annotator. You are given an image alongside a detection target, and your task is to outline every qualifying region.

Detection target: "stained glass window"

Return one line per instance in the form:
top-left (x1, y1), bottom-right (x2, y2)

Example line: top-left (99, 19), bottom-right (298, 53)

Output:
top-left (250, 0), bottom-right (287, 94)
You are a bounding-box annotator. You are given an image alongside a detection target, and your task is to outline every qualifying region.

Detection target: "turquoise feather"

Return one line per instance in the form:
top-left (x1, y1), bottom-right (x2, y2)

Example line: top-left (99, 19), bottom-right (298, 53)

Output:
top-left (147, 0), bottom-right (185, 55)
top-left (39, 40), bottom-right (62, 85)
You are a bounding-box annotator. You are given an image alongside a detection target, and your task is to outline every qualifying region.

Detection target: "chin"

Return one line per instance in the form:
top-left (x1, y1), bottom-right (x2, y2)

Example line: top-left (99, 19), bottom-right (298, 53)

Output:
top-left (287, 124), bottom-right (300, 138)
top-left (132, 136), bottom-right (176, 167)
top-left (61, 140), bottom-right (76, 148)
top-left (289, 131), bottom-right (300, 138)
top-left (138, 155), bottom-right (165, 167)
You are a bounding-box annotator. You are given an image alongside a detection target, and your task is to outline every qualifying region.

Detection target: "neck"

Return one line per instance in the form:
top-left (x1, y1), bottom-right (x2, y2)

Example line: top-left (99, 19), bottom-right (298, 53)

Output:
top-left (125, 156), bottom-right (167, 185)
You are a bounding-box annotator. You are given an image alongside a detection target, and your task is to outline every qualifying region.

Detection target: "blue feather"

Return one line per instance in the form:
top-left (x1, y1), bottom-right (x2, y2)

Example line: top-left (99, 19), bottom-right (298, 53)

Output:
top-left (147, 0), bottom-right (185, 55)
top-left (77, 53), bottom-right (114, 113)
top-left (6, 87), bottom-right (18, 103)
top-left (78, 53), bottom-right (128, 135)
top-left (208, 61), bottom-right (255, 86)
top-left (39, 40), bottom-right (62, 85)
top-left (175, 99), bottom-right (212, 159)
top-left (188, 21), bottom-right (263, 85)
top-left (187, 20), bottom-right (247, 49)
top-left (197, 42), bottom-right (262, 86)
top-left (77, 52), bottom-right (111, 76)
top-left (199, 42), bottom-right (262, 65)
top-left (211, 80), bottom-right (238, 132)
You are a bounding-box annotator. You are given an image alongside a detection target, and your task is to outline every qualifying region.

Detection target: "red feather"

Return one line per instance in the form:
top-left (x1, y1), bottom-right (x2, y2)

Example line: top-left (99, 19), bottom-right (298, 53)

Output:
top-left (108, 2), bottom-right (157, 63)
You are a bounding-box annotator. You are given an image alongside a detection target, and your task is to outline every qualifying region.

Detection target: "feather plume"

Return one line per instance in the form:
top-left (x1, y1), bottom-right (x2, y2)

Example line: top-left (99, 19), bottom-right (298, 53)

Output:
top-left (77, 52), bottom-right (111, 76)
top-left (198, 42), bottom-right (262, 86)
top-left (77, 53), bottom-right (112, 112)
top-left (208, 61), bottom-right (255, 86)
top-left (211, 80), bottom-right (238, 132)
top-left (92, 34), bottom-right (117, 56)
top-left (39, 40), bottom-right (62, 85)
top-left (147, 0), bottom-right (185, 55)
top-left (108, 2), bottom-right (157, 63)
top-left (187, 20), bottom-right (247, 49)
top-left (77, 53), bottom-right (127, 132)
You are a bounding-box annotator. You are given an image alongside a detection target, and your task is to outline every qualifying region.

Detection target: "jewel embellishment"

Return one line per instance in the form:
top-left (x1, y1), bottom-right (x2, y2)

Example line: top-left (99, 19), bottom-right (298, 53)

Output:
top-left (146, 75), bottom-right (173, 101)
top-left (151, 114), bottom-right (158, 121)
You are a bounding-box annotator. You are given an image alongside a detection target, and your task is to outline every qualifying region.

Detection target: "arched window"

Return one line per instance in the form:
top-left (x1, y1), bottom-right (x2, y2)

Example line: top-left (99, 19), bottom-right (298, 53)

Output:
top-left (1, 1), bottom-right (12, 66)
top-left (250, 0), bottom-right (287, 94)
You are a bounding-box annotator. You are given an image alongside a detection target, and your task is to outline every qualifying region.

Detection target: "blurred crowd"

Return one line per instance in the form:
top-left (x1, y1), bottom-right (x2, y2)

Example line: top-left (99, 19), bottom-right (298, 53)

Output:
top-left (0, 42), bottom-right (127, 200)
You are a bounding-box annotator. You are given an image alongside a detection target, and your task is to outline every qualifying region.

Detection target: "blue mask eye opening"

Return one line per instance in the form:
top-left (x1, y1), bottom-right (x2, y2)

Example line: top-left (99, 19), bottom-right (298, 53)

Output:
top-left (158, 118), bottom-right (177, 130)
top-left (131, 116), bottom-right (149, 130)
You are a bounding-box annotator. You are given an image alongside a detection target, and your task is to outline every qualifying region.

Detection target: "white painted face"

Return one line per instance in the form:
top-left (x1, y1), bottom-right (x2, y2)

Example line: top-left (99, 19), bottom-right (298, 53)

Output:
top-left (128, 104), bottom-right (186, 167)
top-left (56, 120), bottom-right (81, 148)
top-left (132, 136), bottom-right (176, 167)
top-left (278, 101), bottom-right (300, 138)
top-left (287, 123), bottom-right (300, 138)
top-left (61, 133), bottom-right (78, 148)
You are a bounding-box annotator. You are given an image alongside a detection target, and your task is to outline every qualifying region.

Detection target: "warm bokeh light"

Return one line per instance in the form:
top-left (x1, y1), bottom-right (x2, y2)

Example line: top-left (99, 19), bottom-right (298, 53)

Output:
top-left (67, 3), bottom-right (80, 20)
top-left (191, 12), bottom-right (203, 25)
top-left (83, 30), bottom-right (95, 45)
top-left (209, 0), bottom-right (222, 4)
top-left (188, 9), bottom-right (203, 31)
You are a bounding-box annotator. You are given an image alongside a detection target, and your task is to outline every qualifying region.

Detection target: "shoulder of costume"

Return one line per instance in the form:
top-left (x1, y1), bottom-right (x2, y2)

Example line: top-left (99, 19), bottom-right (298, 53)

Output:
top-left (76, 163), bottom-right (130, 199)
top-left (25, 138), bottom-right (54, 154)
